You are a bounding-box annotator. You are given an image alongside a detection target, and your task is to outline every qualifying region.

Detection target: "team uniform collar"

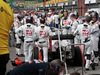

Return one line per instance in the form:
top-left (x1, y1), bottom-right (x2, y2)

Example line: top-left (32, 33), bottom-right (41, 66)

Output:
top-left (40, 24), bottom-right (45, 26)
top-left (83, 23), bottom-right (89, 26)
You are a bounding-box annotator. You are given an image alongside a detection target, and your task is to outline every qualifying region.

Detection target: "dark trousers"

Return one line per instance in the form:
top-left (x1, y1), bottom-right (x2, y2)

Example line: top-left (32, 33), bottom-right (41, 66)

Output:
top-left (0, 54), bottom-right (9, 75)
top-left (55, 24), bottom-right (59, 28)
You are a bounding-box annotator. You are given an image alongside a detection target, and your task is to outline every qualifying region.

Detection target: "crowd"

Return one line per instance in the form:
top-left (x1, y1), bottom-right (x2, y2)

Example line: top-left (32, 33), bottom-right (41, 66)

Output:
top-left (0, 0), bottom-right (100, 75)
top-left (12, 9), bottom-right (100, 67)
top-left (8, 9), bottom-right (100, 73)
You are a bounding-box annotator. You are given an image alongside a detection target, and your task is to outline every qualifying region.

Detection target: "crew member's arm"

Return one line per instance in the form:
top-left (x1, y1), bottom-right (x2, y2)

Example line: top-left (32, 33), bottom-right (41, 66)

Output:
top-left (48, 27), bottom-right (58, 36)
top-left (73, 25), bottom-right (79, 36)
top-left (72, 21), bottom-right (79, 33)
top-left (37, 18), bottom-right (40, 26)
top-left (16, 26), bottom-right (23, 37)
top-left (14, 21), bottom-right (19, 33)
top-left (60, 18), bottom-right (63, 29)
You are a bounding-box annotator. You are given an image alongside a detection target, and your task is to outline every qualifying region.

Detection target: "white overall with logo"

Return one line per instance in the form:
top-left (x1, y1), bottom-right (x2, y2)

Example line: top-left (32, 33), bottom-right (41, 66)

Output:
top-left (35, 24), bottom-right (55, 62)
top-left (60, 17), bottom-right (72, 50)
top-left (74, 23), bottom-right (93, 68)
top-left (16, 24), bottom-right (36, 62)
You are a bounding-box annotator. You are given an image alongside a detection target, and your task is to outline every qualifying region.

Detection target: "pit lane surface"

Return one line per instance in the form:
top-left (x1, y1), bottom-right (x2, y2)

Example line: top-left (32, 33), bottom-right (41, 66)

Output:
top-left (6, 47), bottom-right (100, 75)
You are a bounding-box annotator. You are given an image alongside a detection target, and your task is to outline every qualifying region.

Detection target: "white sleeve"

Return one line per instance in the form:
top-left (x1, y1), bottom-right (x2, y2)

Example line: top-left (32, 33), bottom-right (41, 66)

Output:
top-left (72, 21), bottom-right (78, 33)
top-left (16, 26), bottom-right (23, 36)
top-left (21, 20), bottom-right (23, 24)
top-left (73, 25), bottom-right (79, 36)
top-left (60, 18), bottom-right (63, 28)
top-left (37, 18), bottom-right (40, 26)
top-left (14, 21), bottom-right (19, 33)
top-left (24, 18), bottom-right (26, 24)
top-left (48, 27), bottom-right (56, 36)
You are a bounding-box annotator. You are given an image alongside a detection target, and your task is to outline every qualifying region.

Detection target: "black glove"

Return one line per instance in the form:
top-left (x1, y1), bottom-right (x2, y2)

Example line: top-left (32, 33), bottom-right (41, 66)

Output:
top-left (50, 27), bottom-right (55, 32)
top-left (99, 25), bottom-right (100, 29)
top-left (19, 36), bottom-right (24, 42)
top-left (65, 26), bottom-right (70, 29)
top-left (84, 37), bottom-right (90, 43)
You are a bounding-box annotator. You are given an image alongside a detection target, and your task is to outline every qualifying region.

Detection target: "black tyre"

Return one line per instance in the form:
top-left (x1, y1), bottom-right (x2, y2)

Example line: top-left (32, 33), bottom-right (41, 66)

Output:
top-left (74, 46), bottom-right (83, 66)
top-left (48, 48), bottom-right (60, 62)
top-left (66, 46), bottom-right (83, 66)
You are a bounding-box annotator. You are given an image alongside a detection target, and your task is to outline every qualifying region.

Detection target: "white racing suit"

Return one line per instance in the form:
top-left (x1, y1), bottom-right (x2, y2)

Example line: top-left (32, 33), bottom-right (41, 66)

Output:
top-left (90, 21), bottom-right (100, 64)
top-left (33, 15), bottom-right (38, 26)
top-left (60, 17), bottom-right (72, 50)
top-left (37, 17), bottom-right (41, 26)
top-left (74, 23), bottom-right (93, 69)
top-left (16, 23), bottom-right (36, 62)
top-left (60, 17), bottom-right (72, 35)
top-left (14, 19), bottom-right (22, 55)
top-left (35, 24), bottom-right (56, 62)
top-left (71, 20), bottom-right (80, 44)
top-left (77, 18), bottom-right (83, 24)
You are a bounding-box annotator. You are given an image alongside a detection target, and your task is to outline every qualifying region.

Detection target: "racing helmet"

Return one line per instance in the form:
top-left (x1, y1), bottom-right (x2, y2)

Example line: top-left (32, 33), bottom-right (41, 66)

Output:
top-left (90, 12), bottom-right (98, 19)
top-left (26, 16), bottom-right (33, 24)
top-left (17, 14), bottom-right (23, 21)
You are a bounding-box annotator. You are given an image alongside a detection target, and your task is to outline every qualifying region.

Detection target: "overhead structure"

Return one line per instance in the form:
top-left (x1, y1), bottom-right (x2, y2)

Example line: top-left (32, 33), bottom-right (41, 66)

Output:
top-left (36, 0), bottom-right (68, 6)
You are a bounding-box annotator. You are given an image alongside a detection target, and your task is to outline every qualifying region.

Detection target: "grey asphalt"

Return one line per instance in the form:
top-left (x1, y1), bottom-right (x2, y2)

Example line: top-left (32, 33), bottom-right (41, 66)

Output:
top-left (6, 47), bottom-right (100, 75)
